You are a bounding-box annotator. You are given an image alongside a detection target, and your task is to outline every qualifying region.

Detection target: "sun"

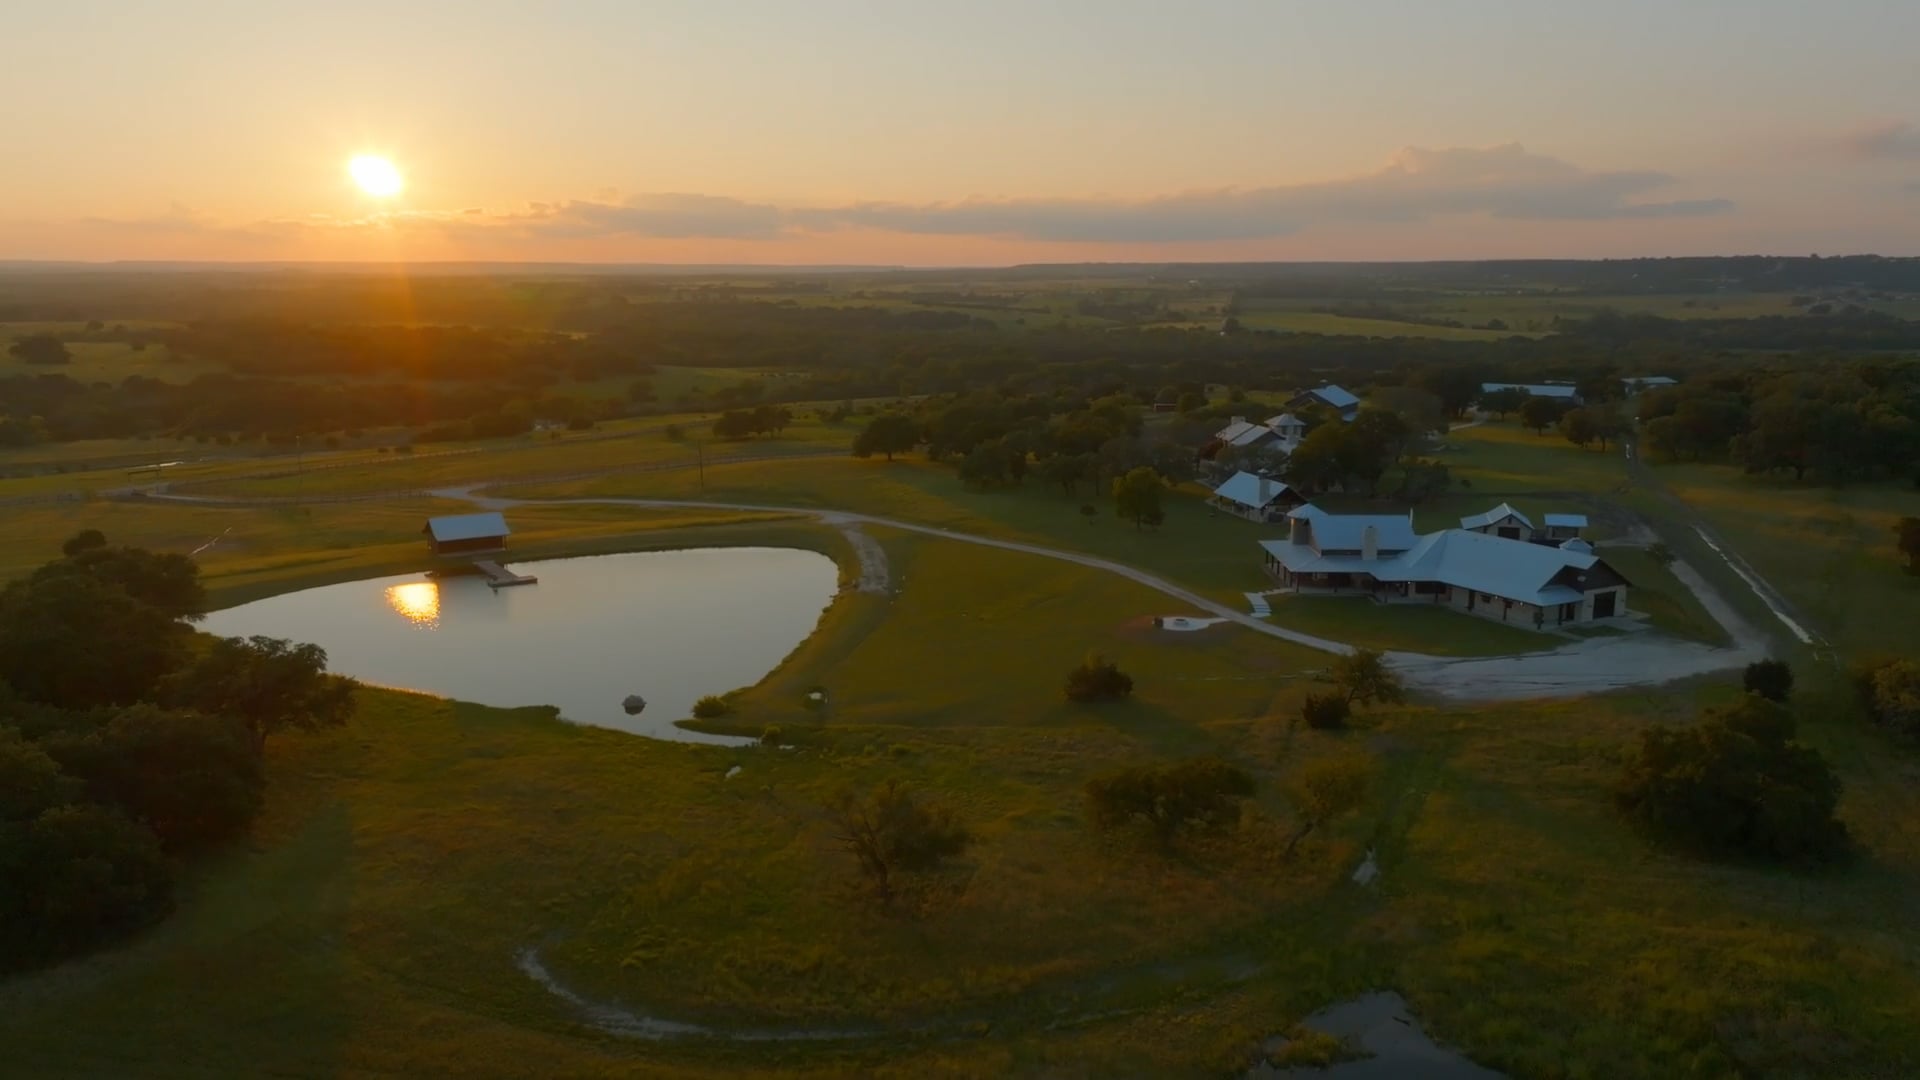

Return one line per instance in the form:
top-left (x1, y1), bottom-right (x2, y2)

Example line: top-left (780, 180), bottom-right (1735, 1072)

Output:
top-left (348, 154), bottom-right (404, 198)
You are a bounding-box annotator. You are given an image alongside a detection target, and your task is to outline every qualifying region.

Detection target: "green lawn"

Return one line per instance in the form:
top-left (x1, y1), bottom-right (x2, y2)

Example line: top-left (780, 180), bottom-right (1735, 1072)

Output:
top-left (1263, 594), bottom-right (1554, 657)
top-left (5, 482), bottom-right (1920, 1075)
top-left (1652, 463), bottom-right (1920, 657)
top-left (1597, 544), bottom-right (1729, 645)
top-left (1234, 307), bottom-right (1525, 341)
top-left (1438, 421), bottom-right (1632, 495)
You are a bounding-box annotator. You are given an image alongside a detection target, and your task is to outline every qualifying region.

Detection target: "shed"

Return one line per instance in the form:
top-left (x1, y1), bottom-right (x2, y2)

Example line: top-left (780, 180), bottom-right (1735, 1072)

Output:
top-left (423, 512), bottom-right (511, 556)
top-left (1542, 512), bottom-right (1589, 540)
top-left (1460, 503), bottom-right (1536, 541)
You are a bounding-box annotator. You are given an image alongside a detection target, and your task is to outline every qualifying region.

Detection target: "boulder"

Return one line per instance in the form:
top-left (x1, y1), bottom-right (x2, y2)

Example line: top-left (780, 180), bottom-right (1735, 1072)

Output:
top-left (622, 694), bottom-right (647, 715)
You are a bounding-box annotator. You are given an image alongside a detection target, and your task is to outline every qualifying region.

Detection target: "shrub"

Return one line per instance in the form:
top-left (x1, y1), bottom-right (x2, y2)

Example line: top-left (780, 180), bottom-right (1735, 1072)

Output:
top-left (1331, 648), bottom-right (1404, 708)
top-left (1853, 658), bottom-right (1920, 739)
top-left (825, 780), bottom-right (970, 903)
top-left (1064, 652), bottom-right (1133, 703)
top-left (758, 725), bottom-right (783, 746)
top-left (1743, 659), bottom-right (1794, 702)
top-left (691, 695), bottom-right (731, 719)
top-left (1086, 757), bottom-right (1255, 847)
top-left (1616, 695), bottom-right (1847, 863)
top-left (1301, 692), bottom-right (1351, 730)
top-left (1282, 755), bottom-right (1371, 856)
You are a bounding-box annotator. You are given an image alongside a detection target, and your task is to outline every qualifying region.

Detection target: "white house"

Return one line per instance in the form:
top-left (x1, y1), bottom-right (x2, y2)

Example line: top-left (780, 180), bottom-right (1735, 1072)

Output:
top-left (1460, 503), bottom-right (1536, 541)
top-left (1258, 505), bottom-right (1631, 627)
top-left (1209, 471), bottom-right (1303, 522)
top-left (1480, 382), bottom-right (1584, 406)
top-left (1285, 384), bottom-right (1361, 422)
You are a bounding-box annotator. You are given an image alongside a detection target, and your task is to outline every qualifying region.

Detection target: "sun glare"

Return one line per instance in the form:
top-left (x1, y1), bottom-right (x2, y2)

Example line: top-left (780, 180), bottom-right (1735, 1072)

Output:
top-left (385, 581), bottom-right (441, 628)
top-left (349, 154), bottom-right (404, 198)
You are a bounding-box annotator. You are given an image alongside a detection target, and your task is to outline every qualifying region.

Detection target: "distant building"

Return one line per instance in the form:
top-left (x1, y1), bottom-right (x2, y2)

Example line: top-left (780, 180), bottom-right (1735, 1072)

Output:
top-left (1285, 384), bottom-right (1361, 422)
top-left (1264, 412), bottom-right (1308, 443)
top-left (1258, 504), bottom-right (1630, 627)
top-left (1480, 382), bottom-right (1584, 405)
top-left (1208, 471), bottom-right (1304, 522)
top-left (423, 512), bottom-right (511, 556)
top-left (1542, 513), bottom-right (1588, 542)
top-left (1213, 416), bottom-right (1281, 451)
top-left (1621, 376), bottom-right (1678, 393)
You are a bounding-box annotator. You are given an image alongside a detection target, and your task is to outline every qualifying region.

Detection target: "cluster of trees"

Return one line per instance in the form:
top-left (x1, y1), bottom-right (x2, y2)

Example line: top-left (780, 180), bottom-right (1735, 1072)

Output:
top-left (1616, 691), bottom-right (1847, 864)
top-left (710, 404), bottom-right (793, 441)
top-left (1064, 653), bottom-right (1134, 703)
top-left (1281, 411), bottom-right (1451, 502)
top-left (1852, 657), bottom-right (1920, 740)
top-left (7, 333), bottom-right (70, 365)
top-left (0, 533), bottom-right (355, 969)
top-left (1639, 363), bottom-right (1920, 484)
top-left (1302, 649), bottom-right (1405, 730)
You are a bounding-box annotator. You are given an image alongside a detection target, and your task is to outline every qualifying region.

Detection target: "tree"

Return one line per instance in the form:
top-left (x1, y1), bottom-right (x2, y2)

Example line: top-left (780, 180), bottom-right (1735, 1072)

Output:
top-left (1300, 693), bottom-right (1351, 730)
top-left (825, 780), bottom-right (970, 904)
top-left (1559, 407), bottom-right (1598, 449)
top-left (1743, 659), bottom-right (1795, 703)
top-left (1616, 695), bottom-right (1847, 863)
top-left (1282, 755), bottom-right (1371, 857)
top-left (46, 541), bottom-right (206, 620)
top-left (1111, 466), bottom-right (1166, 531)
top-left (1480, 386), bottom-right (1529, 419)
top-left (1897, 517), bottom-right (1920, 574)
top-left (957, 440), bottom-right (1013, 490)
top-left (0, 571), bottom-right (189, 709)
top-left (1520, 396), bottom-right (1564, 434)
top-left (1078, 503), bottom-right (1098, 524)
top-left (0, 728), bottom-right (77, 822)
top-left (1176, 392), bottom-right (1207, 414)
top-left (55, 707), bottom-right (264, 854)
top-left (4, 803), bottom-right (172, 963)
top-left (1065, 652), bottom-right (1133, 703)
top-left (60, 530), bottom-right (107, 558)
top-left (7, 333), bottom-right (70, 366)
top-left (851, 414), bottom-right (919, 461)
top-left (1854, 658), bottom-right (1920, 739)
top-left (1085, 758), bottom-right (1255, 849)
top-left (163, 635), bottom-right (357, 754)
top-left (1330, 649), bottom-right (1404, 708)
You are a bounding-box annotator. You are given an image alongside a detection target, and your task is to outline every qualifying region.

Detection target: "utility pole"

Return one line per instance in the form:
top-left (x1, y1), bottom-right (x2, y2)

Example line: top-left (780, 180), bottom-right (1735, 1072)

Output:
top-left (695, 439), bottom-right (705, 493)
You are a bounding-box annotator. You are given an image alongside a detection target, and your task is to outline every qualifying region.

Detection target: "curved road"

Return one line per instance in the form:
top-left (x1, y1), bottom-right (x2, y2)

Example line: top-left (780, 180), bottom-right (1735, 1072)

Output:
top-left (437, 488), bottom-right (1771, 701)
top-left (141, 484), bottom-right (1770, 701)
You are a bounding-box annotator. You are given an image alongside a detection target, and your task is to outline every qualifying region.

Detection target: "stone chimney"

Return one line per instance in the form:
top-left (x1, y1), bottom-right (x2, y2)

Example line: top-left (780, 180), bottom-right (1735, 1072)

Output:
top-left (1258, 475), bottom-right (1273, 505)
top-left (1362, 524), bottom-right (1379, 561)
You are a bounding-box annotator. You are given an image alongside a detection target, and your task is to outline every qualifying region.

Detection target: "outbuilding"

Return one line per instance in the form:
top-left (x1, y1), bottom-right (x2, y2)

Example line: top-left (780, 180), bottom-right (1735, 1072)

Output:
top-left (423, 512), bottom-right (511, 556)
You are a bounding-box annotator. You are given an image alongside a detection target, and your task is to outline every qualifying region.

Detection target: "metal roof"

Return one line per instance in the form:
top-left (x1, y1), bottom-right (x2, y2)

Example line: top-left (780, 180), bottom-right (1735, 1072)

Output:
top-left (1481, 382), bottom-right (1582, 400)
top-left (1262, 526), bottom-right (1609, 606)
top-left (1543, 512), bottom-right (1589, 528)
top-left (1213, 419), bottom-right (1276, 447)
top-left (1460, 503), bottom-right (1535, 531)
top-left (1291, 507), bottom-right (1419, 553)
top-left (1297, 384), bottom-right (1360, 409)
top-left (1264, 412), bottom-right (1305, 429)
top-left (1211, 470), bottom-right (1292, 509)
top-left (424, 512), bottom-right (511, 543)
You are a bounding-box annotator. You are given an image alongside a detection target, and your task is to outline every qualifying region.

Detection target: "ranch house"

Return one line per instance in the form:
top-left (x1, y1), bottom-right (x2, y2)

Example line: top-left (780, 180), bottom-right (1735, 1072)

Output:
top-left (1259, 504), bottom-right (1630, 627)
top-left (1285, 384), bottom-right (1361, 422)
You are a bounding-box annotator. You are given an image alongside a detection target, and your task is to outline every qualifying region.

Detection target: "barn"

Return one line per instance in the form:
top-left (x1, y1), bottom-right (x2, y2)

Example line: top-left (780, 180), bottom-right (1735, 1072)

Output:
top-left (423, 512), bottom-right (511, 556)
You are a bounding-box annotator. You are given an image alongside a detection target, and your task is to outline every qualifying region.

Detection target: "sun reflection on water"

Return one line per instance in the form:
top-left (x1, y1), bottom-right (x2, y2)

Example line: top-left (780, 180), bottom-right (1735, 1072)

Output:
top-left (385, 581), bottom-right (442, 629)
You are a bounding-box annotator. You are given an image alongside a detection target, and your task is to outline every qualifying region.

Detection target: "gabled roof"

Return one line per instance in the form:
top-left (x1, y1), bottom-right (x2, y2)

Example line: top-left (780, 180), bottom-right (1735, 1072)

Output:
top-left (1213, 419), bottom-right (1275, 447)
top-left (1460, 503), bottom-right (1535, 531)
top-left (1302, 385), bottom-right (1359, 409)
top-left (1263, 527), bottom-right (1610, 606)
top-left (1211, 470), bottom-right (1292, 509)
top-left (1481, 382), bottom-right (1582, 400)
top-left (1559, 537), bottom-right (1594, 554)
top-left (424, 512), bottom-right (510, 542)
top-left (1543, 512), bottom-right (1588, 528)
top-left (1265, 412), bottom-right (1305, 429)
top-left (1623, 376), bottom-right (1677, 387)
top-left (1289, 505), bottom-right (1419, 552)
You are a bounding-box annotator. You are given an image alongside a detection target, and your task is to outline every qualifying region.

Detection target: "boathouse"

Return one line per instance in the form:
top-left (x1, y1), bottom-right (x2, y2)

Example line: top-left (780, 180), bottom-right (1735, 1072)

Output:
top-left (423, 512), bottom-right (511, 556)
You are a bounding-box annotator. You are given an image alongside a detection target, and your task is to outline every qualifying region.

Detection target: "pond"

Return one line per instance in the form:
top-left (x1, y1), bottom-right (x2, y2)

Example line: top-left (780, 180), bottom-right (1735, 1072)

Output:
top-left (199, 548), bottom-right (840, 744)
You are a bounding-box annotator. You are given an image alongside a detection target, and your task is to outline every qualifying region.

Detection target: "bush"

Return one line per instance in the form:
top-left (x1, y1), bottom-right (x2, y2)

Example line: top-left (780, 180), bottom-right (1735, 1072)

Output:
top-left (1616, 695), bottom-right (1847, 863)
top-left (691, 695), bottom-right (732, 719)
top-left (1086, 757), bottom-right (1255, 847)
top-left (1064, 652), bottom-right (1133, 703)
top-left (1301, 692), bottom-right (1351, 729)
top-left (1743, 659), bottom-right (1794, 702)
top-left (1853, 657), bottom-right (1920, 739)
top-left (825, 780), bottom-right (970, 903)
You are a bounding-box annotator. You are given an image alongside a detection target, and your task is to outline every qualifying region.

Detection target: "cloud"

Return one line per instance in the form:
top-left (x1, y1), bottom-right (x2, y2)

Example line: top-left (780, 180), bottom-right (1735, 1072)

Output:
top-left (69, 144), bottom-right (1731, 248)
top-left (804, 145), bottom-right (1731, 242)
top-left (1842, 121), bottom-right (1920, 160)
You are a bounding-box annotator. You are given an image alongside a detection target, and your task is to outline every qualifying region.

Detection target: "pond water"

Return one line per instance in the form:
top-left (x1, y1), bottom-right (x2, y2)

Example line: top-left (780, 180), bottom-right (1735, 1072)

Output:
top-left (199, 548), bottom-right (839, 744)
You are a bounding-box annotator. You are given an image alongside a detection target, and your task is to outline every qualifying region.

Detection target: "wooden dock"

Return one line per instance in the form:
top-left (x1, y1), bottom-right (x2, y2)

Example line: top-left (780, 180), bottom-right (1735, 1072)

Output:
top-left (472, 559), bottom-right (538, 589)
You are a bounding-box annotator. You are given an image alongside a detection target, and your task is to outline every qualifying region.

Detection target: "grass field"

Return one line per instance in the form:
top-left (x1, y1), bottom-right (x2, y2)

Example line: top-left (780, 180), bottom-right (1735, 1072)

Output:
top-left (1650, 463), bottom-right (1920, 657)
top-left (1437, 420), bottom-right (1634, 495)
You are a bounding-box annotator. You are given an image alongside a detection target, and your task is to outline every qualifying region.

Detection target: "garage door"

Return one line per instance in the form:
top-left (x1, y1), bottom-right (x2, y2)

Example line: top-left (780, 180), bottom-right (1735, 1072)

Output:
top-left (1592, 591), bottom-right (1617, 618)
